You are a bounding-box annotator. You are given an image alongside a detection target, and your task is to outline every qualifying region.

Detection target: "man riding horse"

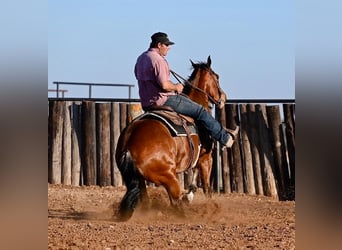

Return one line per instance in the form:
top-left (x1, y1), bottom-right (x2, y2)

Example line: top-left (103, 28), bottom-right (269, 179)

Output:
top-left (134, 32), bottom-right (239, 147)
top-left (115, 32), bottom-right (239, 221)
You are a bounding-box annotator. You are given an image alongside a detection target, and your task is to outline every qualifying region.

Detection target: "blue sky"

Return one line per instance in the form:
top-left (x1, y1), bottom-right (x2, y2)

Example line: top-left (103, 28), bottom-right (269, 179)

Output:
top-left (48, 0), bottom-right (294, 99)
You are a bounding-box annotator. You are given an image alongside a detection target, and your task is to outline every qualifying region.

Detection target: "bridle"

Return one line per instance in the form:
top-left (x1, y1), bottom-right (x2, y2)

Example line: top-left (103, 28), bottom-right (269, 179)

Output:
top-left (170, 69), bottom-right (224, 106)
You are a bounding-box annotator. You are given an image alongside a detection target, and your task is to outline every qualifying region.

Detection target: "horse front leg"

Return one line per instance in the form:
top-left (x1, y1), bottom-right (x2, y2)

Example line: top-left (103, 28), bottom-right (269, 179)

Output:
top-left (198, 155), bottom-right (213, 198)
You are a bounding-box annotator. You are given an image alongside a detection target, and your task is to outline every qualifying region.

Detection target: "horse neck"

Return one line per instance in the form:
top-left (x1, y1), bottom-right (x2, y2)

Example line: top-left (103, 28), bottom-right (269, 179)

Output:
top-left (186, 72), bottom-right (211, 111)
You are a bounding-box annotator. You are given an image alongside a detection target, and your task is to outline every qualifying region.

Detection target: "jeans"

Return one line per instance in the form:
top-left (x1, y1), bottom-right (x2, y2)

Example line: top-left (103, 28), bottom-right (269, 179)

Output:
top-left (164, 95), bottom-right (229, 145)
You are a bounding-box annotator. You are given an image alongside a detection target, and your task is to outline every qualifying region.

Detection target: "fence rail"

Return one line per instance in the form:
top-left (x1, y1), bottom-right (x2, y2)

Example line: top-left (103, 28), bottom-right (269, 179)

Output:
top-left (48, 89), bottom-right (68, 98)
top-left (48, 99), bottom-right (295, 200)
top-left (52, 81), bottom-right (135, 99)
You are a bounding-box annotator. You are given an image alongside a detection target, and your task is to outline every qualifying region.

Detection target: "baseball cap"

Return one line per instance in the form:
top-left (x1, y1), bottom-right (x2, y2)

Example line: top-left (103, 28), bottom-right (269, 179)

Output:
top-left (151, 32), bottom-right (175, 46)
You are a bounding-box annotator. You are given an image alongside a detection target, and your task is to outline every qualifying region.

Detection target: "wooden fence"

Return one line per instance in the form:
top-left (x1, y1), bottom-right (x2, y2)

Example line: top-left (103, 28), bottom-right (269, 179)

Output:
top-left (48, 100), bottom-right (295, 200)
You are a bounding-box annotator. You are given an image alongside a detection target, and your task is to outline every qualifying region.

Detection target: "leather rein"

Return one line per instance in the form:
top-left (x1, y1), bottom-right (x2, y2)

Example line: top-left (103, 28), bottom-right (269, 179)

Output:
top-left (170, 69), bottom-right (223, 106)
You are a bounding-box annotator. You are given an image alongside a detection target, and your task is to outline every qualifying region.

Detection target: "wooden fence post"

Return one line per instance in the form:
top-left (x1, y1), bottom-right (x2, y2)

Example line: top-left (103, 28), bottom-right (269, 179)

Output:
top-left (211, 141), bottom-right (220, 193)
top-left (96, 103), bottom-right (111, 186)
top-left (111, 102), bottom-right (122, 186)
top-left (247, 104), bottom-right (264, 195)
top-left (256, 104), bottom-right (278, 198)
top-left (212, 107), bottom-right (221, 193)
top-left (283, 104), bottom-right (295, 199)
top-left (119, 103), bottom-right (128, 132)
top-left (226, 104), bottom-right (244, 193)
top-left (71, 102), bottom-right (82, 186)
top-left (62, 101), bottom-right (72, 185)
top-left (267, 105), bottom-right (290, 200)
top-left (240, 104), bottom-right (256, 195)
top-left (82, 101), bottom-right (97, 185)
top-left (48, 101), bottom-right (63, 184)
top-left (217, 105), bottom-right (230, 193)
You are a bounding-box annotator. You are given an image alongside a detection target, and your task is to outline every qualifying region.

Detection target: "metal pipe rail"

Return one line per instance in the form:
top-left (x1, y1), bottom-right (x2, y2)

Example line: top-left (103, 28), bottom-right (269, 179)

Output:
top-left (48, 89), bottom-right (68, 98)
top-left (52, 81), bottom-right (135, 99)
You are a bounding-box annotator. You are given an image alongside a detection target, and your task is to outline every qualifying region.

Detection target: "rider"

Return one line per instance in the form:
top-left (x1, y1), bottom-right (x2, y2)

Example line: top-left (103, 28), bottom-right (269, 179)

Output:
top-left (134, 32), bottom-right (239, 148)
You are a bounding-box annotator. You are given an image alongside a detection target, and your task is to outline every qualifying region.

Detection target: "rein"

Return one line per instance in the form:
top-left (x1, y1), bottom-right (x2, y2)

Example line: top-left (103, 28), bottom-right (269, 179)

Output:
top-left (170, 69), bottom-right (221, 106)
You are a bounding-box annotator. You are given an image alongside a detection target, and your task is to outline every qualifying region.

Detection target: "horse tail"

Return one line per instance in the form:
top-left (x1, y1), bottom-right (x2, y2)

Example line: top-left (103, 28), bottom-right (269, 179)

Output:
top-left (118, 150), bottom-right (141, 221)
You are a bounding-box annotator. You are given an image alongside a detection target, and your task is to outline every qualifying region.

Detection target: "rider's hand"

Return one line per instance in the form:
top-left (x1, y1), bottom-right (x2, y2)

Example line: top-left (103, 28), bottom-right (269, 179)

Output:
top-left (175, 83), bottom-right (184, 93)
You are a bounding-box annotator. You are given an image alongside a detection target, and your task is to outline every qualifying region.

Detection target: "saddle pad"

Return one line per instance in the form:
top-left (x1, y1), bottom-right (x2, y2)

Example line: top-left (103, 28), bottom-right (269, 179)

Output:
top-left (140, 112), bottom-right (197, 137)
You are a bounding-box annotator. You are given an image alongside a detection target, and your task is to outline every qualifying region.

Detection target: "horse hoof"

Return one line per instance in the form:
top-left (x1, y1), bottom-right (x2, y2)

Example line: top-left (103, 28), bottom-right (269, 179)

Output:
top-left (188, 184), bottom-right (197, 193)
top-left (181, 192), bottom-right (193, 204)
top-left (186, 191), bottom-right (194, 203)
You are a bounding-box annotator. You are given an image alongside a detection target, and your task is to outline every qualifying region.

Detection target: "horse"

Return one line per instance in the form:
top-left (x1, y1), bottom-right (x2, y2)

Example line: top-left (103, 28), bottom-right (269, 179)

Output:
top-left (115, 56), bottom-right (227, 221)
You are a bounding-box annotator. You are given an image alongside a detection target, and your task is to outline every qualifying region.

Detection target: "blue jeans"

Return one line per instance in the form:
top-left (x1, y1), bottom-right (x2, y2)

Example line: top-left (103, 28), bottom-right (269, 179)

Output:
top-left (164, 95), bottom-right (229, 145)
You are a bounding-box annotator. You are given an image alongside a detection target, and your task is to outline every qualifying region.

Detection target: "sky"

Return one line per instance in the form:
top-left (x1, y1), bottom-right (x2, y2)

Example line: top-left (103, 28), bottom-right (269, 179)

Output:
top-left (48, 0), bottom-right (295, 100)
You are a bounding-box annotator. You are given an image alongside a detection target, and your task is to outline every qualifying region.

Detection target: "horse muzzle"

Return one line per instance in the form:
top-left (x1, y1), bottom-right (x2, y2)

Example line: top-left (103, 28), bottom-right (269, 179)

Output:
top-left (217, 93), bottom-right (227, 109)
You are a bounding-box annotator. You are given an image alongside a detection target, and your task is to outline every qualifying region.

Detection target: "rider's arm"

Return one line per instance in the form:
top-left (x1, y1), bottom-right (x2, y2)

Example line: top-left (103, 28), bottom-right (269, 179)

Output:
top-left (160, 81), bottom-right (184, 93)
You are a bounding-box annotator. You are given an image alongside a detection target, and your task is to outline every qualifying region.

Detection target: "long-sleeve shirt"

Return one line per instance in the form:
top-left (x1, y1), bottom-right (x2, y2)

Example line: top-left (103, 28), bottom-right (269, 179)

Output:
top-left (134, 48), bottom-right (176, 109)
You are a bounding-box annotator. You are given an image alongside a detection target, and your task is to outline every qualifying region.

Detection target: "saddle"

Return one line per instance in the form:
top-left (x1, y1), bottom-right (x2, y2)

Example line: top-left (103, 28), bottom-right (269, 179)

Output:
top-left (141, 105), bottom-right (197, 136)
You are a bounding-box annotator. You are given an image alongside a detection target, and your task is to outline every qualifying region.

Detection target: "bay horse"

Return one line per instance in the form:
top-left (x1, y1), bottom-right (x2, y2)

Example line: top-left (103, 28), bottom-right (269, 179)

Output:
top-left (115, 56), bottom-right (226, 221)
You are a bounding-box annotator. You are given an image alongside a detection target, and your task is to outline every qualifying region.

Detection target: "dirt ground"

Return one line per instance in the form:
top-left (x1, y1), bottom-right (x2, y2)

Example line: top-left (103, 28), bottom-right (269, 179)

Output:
top-left (48, 184), bottom-right (295, 250)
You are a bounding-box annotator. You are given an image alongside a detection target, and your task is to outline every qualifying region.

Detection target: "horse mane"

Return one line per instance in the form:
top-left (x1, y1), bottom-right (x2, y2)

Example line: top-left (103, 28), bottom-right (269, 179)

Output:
top-left (183, 61), bottom-right (210, 95)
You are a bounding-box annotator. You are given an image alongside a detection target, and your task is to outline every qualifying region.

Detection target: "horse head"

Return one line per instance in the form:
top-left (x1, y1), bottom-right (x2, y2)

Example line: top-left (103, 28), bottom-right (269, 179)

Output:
top-left (186, 56), bottom-right (226, 110)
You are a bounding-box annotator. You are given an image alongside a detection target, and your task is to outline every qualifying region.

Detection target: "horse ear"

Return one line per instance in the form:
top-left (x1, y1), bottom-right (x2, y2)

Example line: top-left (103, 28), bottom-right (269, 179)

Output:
top-left (190, 59), bottom-right (196, 68)
top-left (207, 56), bottom-right (212, 67)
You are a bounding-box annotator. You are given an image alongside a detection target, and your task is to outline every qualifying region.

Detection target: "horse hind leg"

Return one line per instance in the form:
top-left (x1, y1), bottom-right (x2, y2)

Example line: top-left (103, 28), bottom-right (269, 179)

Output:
top-left (139, 177), bottom-right (149, 210)
top-left (161, 173), bottom-right (186, 216)
top-left (188, 167), bottom-right (199, 193)
top-left (180, 168), bottom-right (199, 204)
top-left (118, 183), bottom-right (140, 221)
top-left (117, 151), bottom-right (142, 221)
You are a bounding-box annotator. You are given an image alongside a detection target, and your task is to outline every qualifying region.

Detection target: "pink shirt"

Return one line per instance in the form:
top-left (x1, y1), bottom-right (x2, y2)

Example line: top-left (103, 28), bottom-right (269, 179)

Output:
top-left (134, 48), bottom-right (176, 108)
